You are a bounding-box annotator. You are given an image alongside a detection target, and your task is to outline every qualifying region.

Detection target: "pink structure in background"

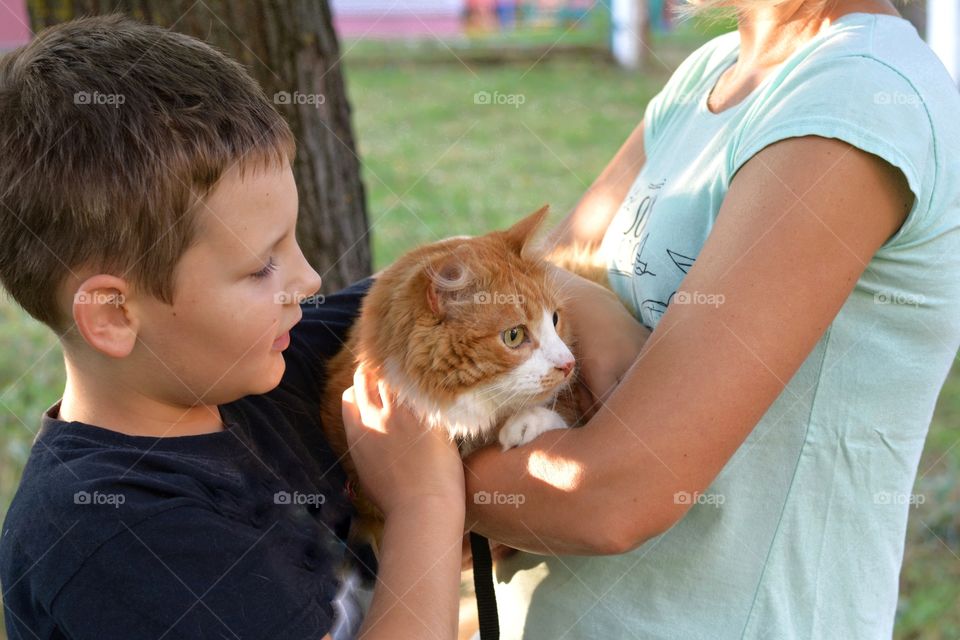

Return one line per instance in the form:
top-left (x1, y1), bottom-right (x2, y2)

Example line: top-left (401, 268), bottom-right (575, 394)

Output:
top-left (330, 0), bottom-right (464, 39)
top-left (1, 0), bottom-right (32, 50)
top-left (330, 0), bottom-right (595, 40)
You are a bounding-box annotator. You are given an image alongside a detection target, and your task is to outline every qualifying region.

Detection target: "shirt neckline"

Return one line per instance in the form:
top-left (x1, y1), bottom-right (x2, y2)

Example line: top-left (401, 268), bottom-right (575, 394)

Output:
top-left (702, 11), bottom-right (907, 117)
top-left (38, 398), bottom-right (250, 457)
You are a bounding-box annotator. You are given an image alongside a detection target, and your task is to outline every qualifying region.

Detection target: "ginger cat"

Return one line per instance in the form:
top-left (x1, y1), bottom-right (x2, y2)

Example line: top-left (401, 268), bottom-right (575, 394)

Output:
top-left (319, 205), bottom-right (587, 554)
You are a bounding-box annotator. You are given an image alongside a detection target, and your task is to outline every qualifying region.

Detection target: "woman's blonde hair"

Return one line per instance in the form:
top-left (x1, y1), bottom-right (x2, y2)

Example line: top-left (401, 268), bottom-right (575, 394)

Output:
top-left (672, 0), bottom-right (914, 22)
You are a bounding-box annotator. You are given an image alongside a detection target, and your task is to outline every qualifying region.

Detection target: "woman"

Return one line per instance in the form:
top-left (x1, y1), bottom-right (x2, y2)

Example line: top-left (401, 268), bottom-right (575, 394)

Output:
top-left (345, 0), bottom-right (960, 637)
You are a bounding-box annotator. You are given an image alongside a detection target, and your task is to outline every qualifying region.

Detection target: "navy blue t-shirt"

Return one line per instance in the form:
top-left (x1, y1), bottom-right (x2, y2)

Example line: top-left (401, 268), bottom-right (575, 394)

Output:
top-left (0, 277), bottom-right (375, 640)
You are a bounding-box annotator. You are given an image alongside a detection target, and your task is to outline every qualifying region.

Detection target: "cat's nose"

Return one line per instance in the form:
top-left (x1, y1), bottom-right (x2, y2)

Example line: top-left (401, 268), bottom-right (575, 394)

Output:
top-left (555, 359), bottom-right (574, 377)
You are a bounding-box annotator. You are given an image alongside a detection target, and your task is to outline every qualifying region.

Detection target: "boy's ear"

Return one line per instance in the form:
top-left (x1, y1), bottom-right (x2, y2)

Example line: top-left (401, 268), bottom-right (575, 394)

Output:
top-left (502, 204), bottom-right (550, 261)
top-left (71, 275), bottom-right (139, 358)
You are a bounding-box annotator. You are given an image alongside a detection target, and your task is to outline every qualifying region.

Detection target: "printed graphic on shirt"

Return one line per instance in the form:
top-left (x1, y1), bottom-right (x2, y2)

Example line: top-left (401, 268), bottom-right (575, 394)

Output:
top-left (667, 248), bottom-right (695, 274)
top-left (601, 176), bottom-right (707, 328)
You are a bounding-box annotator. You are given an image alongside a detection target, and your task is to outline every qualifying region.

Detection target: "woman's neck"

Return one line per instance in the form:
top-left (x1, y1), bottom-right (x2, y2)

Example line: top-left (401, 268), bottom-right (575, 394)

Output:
top-left (735, 0), bottom-right (901, 70)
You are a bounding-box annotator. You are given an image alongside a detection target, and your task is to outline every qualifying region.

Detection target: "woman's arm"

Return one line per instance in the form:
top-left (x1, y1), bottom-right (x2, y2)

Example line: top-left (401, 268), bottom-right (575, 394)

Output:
top-left (464, 135), bottom-right (913, 555)
top-left (342, 367), bottom-right (464, 639)
top-left (544, 121), bottom-right (647, 252)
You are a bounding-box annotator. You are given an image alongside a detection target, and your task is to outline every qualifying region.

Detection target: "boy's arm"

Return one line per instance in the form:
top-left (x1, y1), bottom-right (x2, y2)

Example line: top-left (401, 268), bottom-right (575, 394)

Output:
top-left (341, 365), bottom-right (465, 639)
top-left (356, 498), bottom-right (464, 639)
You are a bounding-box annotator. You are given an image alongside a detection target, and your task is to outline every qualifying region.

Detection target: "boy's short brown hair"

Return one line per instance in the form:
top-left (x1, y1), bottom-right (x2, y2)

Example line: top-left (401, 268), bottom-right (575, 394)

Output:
top-left (0, 14), bottom-right (295, 334)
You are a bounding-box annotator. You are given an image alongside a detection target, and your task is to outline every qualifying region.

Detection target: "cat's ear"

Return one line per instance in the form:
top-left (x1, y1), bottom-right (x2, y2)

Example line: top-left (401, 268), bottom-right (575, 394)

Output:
top-left (503, 204), bottom-right (550, 260)
top-left (424, 252), bottom-right (473, 320)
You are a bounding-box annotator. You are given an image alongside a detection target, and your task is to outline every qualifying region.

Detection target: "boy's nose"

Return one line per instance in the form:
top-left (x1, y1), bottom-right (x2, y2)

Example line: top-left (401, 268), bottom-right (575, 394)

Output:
top-left (301, 268), bottom-right (322, 299)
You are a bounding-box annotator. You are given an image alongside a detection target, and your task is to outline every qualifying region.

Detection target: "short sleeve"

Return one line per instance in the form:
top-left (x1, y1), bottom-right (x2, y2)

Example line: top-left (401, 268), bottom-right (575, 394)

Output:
top-left (729, 55), bottom-right (934, 246)
top-left (50, 505), bottom-right (344, 640)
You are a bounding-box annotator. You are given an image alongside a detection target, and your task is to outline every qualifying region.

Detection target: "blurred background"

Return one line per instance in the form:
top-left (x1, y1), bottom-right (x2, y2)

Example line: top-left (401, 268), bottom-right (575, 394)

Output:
top-left (0, 1), bottom-right (957, 638)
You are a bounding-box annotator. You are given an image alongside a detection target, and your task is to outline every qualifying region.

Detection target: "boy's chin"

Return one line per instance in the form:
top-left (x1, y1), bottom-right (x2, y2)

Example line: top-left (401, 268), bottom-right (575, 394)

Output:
top-left (252, 356), bottom-right (287, 393)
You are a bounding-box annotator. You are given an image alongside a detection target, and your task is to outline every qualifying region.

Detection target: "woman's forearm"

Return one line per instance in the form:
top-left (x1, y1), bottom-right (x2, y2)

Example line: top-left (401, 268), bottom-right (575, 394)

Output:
top-left (359, 497), bottom-right (465, 639)
top-left (463, 422), bottom-right (664, 556)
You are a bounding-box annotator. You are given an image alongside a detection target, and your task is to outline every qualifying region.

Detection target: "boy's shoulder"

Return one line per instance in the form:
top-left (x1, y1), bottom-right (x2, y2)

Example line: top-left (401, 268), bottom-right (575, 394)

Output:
top-left (0, 402), bottom-right (242, 602)
top-left (0, 399), bottom-right (357, 639)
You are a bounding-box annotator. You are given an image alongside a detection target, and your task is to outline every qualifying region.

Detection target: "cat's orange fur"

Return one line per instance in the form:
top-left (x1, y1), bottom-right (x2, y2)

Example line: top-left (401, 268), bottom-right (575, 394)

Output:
top-left (320, 206), bottom-right (588, 553)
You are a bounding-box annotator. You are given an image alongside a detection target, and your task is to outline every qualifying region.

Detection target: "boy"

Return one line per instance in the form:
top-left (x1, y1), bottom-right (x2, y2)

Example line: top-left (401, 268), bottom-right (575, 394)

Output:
top-left (0, 14), bottom-right (467, 640)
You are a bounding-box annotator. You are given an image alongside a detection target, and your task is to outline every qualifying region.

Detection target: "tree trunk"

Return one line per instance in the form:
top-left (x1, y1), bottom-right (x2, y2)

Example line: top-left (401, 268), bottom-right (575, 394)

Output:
top-left (27, 0), bottom-right (372, 290)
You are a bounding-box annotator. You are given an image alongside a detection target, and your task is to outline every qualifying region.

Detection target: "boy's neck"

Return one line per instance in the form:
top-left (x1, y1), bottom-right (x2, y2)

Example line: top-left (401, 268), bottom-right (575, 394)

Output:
top-left (59, 376), bottom-right (226, 438)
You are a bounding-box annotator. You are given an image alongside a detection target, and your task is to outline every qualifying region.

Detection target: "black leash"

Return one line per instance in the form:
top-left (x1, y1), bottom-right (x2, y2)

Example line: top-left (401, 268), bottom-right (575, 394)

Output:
top-left (470, 531), bottom-right (500, 639)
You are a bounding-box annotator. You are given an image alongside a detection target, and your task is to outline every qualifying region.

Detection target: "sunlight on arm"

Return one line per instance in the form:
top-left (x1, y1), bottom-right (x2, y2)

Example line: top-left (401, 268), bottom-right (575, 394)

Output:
top-left (527, 449), bottom-right (584, 492)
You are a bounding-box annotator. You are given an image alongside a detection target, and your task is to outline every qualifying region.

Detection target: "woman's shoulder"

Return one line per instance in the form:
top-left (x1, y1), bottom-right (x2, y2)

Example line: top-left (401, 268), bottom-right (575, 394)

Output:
top-left (801, 13), bottom-right (955, 103)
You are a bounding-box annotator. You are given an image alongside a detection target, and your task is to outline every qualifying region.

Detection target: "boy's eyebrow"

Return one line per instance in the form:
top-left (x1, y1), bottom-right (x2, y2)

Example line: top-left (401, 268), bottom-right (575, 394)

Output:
top-left (256, 219), bottom-right (295, 260)
top-left (257, 231), bottom-right (286, 260)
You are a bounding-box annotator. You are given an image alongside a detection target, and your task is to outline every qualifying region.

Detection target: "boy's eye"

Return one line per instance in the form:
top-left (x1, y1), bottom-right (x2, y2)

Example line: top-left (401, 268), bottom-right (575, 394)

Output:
top-left (251, 257), bottom-right (277, 279)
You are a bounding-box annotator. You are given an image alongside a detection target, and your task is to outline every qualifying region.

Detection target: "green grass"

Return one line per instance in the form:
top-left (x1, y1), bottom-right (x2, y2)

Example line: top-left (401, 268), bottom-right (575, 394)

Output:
top-left (1, 14), bottom-right (957, 638)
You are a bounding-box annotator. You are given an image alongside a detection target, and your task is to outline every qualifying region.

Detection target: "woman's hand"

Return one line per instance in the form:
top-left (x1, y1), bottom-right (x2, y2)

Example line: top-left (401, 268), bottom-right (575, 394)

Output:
top-left (341, 363), bottom-right (465, 518)
top-left (550, 265), bottom-right (651, 421)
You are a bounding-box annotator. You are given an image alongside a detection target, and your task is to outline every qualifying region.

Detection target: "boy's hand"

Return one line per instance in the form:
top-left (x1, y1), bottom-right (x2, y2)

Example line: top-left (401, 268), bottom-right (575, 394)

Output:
top-left (341, 364), bottom-right (465, 518)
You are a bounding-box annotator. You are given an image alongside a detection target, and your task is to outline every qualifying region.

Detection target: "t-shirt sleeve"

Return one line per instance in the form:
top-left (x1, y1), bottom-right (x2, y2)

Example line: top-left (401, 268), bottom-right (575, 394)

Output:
top-left (49, 505), bottom-right (343, 640)
top-left (279, 276), bottom-right (375, 404)
top-left (728, 55), bottom-right (934, 246)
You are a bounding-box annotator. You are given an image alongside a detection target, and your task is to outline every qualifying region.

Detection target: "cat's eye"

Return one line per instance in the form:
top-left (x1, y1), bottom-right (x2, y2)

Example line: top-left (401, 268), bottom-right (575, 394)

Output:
top-left (552, 311), bottom-right (559, 327)
top-left (502, 326), bottom-right (526, 348)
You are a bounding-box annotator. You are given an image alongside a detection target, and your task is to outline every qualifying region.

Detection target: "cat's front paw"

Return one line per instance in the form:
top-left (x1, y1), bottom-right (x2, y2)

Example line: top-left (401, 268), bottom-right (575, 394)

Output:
top-left (498, 406), bottom-right (568, 451)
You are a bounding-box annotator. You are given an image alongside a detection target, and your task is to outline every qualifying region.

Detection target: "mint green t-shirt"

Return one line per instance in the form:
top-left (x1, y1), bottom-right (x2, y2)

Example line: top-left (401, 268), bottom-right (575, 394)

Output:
top-left (494, 12), bottom-right (960, 639)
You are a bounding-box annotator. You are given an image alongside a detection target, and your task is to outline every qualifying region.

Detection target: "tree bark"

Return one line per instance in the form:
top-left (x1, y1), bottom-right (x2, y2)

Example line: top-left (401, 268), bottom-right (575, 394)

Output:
top-left (27, 0), bottom-right (372, 290)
